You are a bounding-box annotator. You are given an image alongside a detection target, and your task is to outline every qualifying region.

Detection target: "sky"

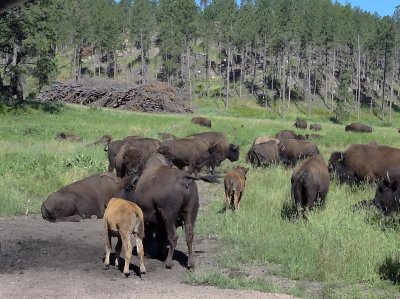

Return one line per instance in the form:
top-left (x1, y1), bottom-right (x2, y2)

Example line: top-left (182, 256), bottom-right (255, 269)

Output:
top-left (336, 0), bottom-right (398, 17)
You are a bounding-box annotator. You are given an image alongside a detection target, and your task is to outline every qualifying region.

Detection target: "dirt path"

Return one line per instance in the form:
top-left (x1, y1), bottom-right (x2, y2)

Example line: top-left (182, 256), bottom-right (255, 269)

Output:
top-left (0, 182), bottom-right (296, 299)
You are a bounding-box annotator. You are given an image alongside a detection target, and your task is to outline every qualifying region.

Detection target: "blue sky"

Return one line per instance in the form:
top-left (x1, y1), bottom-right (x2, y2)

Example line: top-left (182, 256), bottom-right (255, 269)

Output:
top-left (336, 0), bottom-right (398, 17)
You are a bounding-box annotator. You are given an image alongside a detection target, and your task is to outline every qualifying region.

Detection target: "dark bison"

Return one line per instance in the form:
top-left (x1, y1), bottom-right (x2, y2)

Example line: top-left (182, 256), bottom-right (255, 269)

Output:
top-left (115, 146), bottom-right (144, 178)
top-left (304, 134), bottom-right (323, 140)
top-left (278, 139), bottom-right (320, 167)
top-left (293, 119), bottom-right (307, 129)
top-left (158, 137), bottom-right (224, 174)
top-left (372, 169), bottom-right (400, 215)
top-left (246, 140), bottom-right (280, 168)
top-left (55, 132), bottom-right (82, 142)
top-left (187, 132), bottom-right (240, 173)
top-left (41, 173), bottom-right (121, 222)
top-left (309, 124), bottom-right (322, 131)
top-left (328, 144), bottom-right (400, 184)
top-left (345, 122), bottom-right (373, 133)
top-left (191, 116), bottom-right (212, 128)
top-left (118, 154), bottom-right (219, 269)
top-left (275, 130), bottom-right (304, 140)
top-left (105, 137), bottom-right (160, 173)
top-left (224, 166), bottom-right (249, 210)
top-left (291, 154), bottom-right (330, 218)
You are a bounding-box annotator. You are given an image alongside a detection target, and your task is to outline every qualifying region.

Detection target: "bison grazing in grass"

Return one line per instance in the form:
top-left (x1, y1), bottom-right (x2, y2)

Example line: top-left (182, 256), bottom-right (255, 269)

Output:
top-left (246, 140), bottom-right (280, 168)
top-left (191, 116), bottom-right (212, 128)
top-left (372, 169), bottom-right (400, 216)
top-left (275, 130), bottom-right (304, 140)
top-left (278, 139), bottom-right (319, 167)
top-left (41, 173), bottom-right (121, 222)
top-left (186, 132), bottom-right (240, 174)
top-left (293, 119), bottom-right (307, 129)
top-left (291, 154), bottom-right (330, 218)
top-left (55, 132), bottom-right (82, 142)
top-left (345, 122), bottom-right (373, 133)
top-left (328, 144), bottom-right (400, 184)
top-left (103, 198), bottom-right (146, 277)
top-left (118, 154), bottom-right (219, 269)
top-left (224, 166), bottom-right (249, 210)
top-left (309, 123), bottom-right (322, 131)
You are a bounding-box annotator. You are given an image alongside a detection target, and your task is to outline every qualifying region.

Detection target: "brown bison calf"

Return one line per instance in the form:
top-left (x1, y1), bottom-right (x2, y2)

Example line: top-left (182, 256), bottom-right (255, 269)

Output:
top-left (293, 119), bottom-right (307, 129)
top-left (103, 198), bottom-right (146, 277)
top-left (191, 116), bottom-right (212, 128)
top-left (224, 166), bottom-right (249, 210)
top-left (291, 154), bottom-right (330, 218)
top-left (309, 124), bottom-right (322, 131)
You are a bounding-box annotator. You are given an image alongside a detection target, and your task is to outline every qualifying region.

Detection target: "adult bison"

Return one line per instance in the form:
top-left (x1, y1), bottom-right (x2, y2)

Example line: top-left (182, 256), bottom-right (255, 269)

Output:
top-left (291, 154), bottom-right (330, 218)
top-left (158, 137), bottom-right (224, 174)
top-left (246, 140), bottom-right (280, 168)
top-left (187, 132), bottom-right (240, 173)
top-left (328, 144), bottom-right (400, 184)
top-left (309, 124), bottom-right (322, 131)
top-left (278, 139), bottom-right (319, 167)
top-left (105, 137), bottom-right (160, 173)
top-left (41, 173), bottom-right (121, 222)
top-left (345, 122), bottom-right (373, 133)
top-left (191, 116), bottom-right (212, 128)
top-left (372, 169), bottom-right (400, 215)
top-left (275, 130), bottom-right (304, 140)
top-left (118, 154), bottom-right (219, 269)
top-left (293, 119), bottom-right (307, 129)
top-left (115, 146), bottom-right (144, 178)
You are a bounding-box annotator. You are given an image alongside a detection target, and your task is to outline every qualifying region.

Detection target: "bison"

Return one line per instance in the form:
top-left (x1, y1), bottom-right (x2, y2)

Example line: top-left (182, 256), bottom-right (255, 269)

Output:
top-left (115, 145), bottom-right (144, 178)
top-left (371, 169), bottom-right (400, 215)
top-left (291, 154), bottom-right (330, 218)
top-left (105, 137), bottom-right (160, 173)
top-left (103, 197), bottom-right (146, 277)
top-left (309, 124), bottom-right (322, 131)
top-left (187, 132), bottom-right (240, 173)
top-left (158, 137), bottom-right (224, 174)
top-left (191, 116), bottom-right (212, 128)
top-left (246, 140), bottom-right (280, 168)
top-left (224, 166), bottom-right (249, 210)
top-left (55, 132), bottom-right (82, 142)
top-left (251, 136), bottom-right (280, 146)
top-left (118, 154), bottom-right (219, 269)
top-left (304, 134), bottom-right (323, 140)
top-left (278, 139), bottom-right (320, 167)
top-left (328, 144), bottom-right (400, 184)
top-left (92, 134), bottom-right (112, 146)
top-left (275, 130), bottom-right (304, 140)
top-left (41, 173), bottom-right (121, 222)
top-left (345, 122), bottom-right (373, 133)
top-left (158, 132), bottom-right (177, 141)
top-left (293, 119), bottom-right (307, 129)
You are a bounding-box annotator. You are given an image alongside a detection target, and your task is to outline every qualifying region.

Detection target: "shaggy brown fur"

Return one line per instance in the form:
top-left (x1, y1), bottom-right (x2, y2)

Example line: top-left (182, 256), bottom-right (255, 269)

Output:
top-left (103, 198), bottom-right (146, 277)
top-left (309, 124), bottom-right (322, 131)
top-left (224, 166), bottom-right (249, 210)
top-left (191, 116), bottom-right (212, 128)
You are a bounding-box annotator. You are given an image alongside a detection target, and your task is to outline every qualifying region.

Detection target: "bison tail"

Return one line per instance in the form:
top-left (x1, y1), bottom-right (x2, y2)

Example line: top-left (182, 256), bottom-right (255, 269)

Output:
top-left (134, 207), bottom-right (145, 240)
top-left (291, 170), bottom-right (307, 206)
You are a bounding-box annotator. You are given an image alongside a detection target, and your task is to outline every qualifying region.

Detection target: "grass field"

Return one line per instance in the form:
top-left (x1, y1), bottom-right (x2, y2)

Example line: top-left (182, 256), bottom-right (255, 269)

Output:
top-left (1, 100), bottom-right (400, 298)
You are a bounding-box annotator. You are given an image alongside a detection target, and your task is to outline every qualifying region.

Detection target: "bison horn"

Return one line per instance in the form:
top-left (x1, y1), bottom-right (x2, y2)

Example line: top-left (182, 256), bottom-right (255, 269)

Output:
top-left (386, 171), bottom-right (391, 183)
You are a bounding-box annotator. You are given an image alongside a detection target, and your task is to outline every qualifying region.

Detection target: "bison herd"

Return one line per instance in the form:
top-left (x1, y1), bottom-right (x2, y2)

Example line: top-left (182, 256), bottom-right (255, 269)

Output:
top-left (40, 117), bottom-right (399, 277)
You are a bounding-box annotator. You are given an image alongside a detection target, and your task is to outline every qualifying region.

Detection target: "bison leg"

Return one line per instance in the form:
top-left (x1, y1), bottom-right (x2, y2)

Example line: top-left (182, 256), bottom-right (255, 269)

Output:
top-left (164, 223), bottom-right (178, 269)
top-left (115, 236), bottom-right (122, 269)
top-left (103, 228), bottom-right (112, 270)
top-left (121, 234), bottom-right (132, 277)
top-left (183, 214), bottom-right (195, 269)
top-left (135, 236), bottom-right (146, 274)
top-left (233, 192), bottom-right (240, 210)
top-left (225, 189), bottom-right (231, 211)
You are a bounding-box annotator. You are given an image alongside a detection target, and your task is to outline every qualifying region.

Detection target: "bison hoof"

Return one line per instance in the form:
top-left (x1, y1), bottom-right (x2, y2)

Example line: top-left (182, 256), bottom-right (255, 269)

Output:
top-left (103, 264), bottom-right (109, 270)
top-left (123, 272), bottom-right (130, 278)
top-left (140, 266), bottom-right (146, 275)
top-left (164, 261), bottom-right (174, 269)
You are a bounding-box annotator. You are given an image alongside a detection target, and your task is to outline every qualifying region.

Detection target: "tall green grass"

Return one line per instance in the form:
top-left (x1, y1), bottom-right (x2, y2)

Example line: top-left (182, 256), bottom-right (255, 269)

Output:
top-left (1, 101), bottom-right (400, 297)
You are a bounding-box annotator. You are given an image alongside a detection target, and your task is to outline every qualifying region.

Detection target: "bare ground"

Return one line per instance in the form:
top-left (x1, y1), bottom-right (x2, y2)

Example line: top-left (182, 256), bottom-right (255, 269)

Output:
top-left (0, 182), bottom-right (297, 299)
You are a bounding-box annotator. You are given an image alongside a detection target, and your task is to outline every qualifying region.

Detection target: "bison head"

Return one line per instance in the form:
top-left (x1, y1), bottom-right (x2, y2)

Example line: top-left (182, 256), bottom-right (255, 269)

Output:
top-left (228, 144), bottom-right (240, 162)
top-left (123, 148), bottom-right (143, 177)
top-left (373, 177), bottom-right (400, 216)
top-left (327, 151), bottom-right (355, 183)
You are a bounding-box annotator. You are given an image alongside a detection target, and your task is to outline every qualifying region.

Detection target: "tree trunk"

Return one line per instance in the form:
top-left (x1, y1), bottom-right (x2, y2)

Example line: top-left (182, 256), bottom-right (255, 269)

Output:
top-left (331, 46), bottom-right (336, 112)
top-left (263, 37), bottom-right (267, 108)
top-left (113, 49), bottom-right (117, 80)
top-left (240, 46), bottom-right (244, 98)
top-left (357, 34), bottom-right (361, 120)
top-left (140, 32), bottom-right (145, 84)
top-left (205, 45), bottom-right (210, 97)
top-left (382, 42), bottom-right (388, 118)
top-left (187, 43), bottom-right (192, 103)
top-left (308, 49), bottom-right (312, 116)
